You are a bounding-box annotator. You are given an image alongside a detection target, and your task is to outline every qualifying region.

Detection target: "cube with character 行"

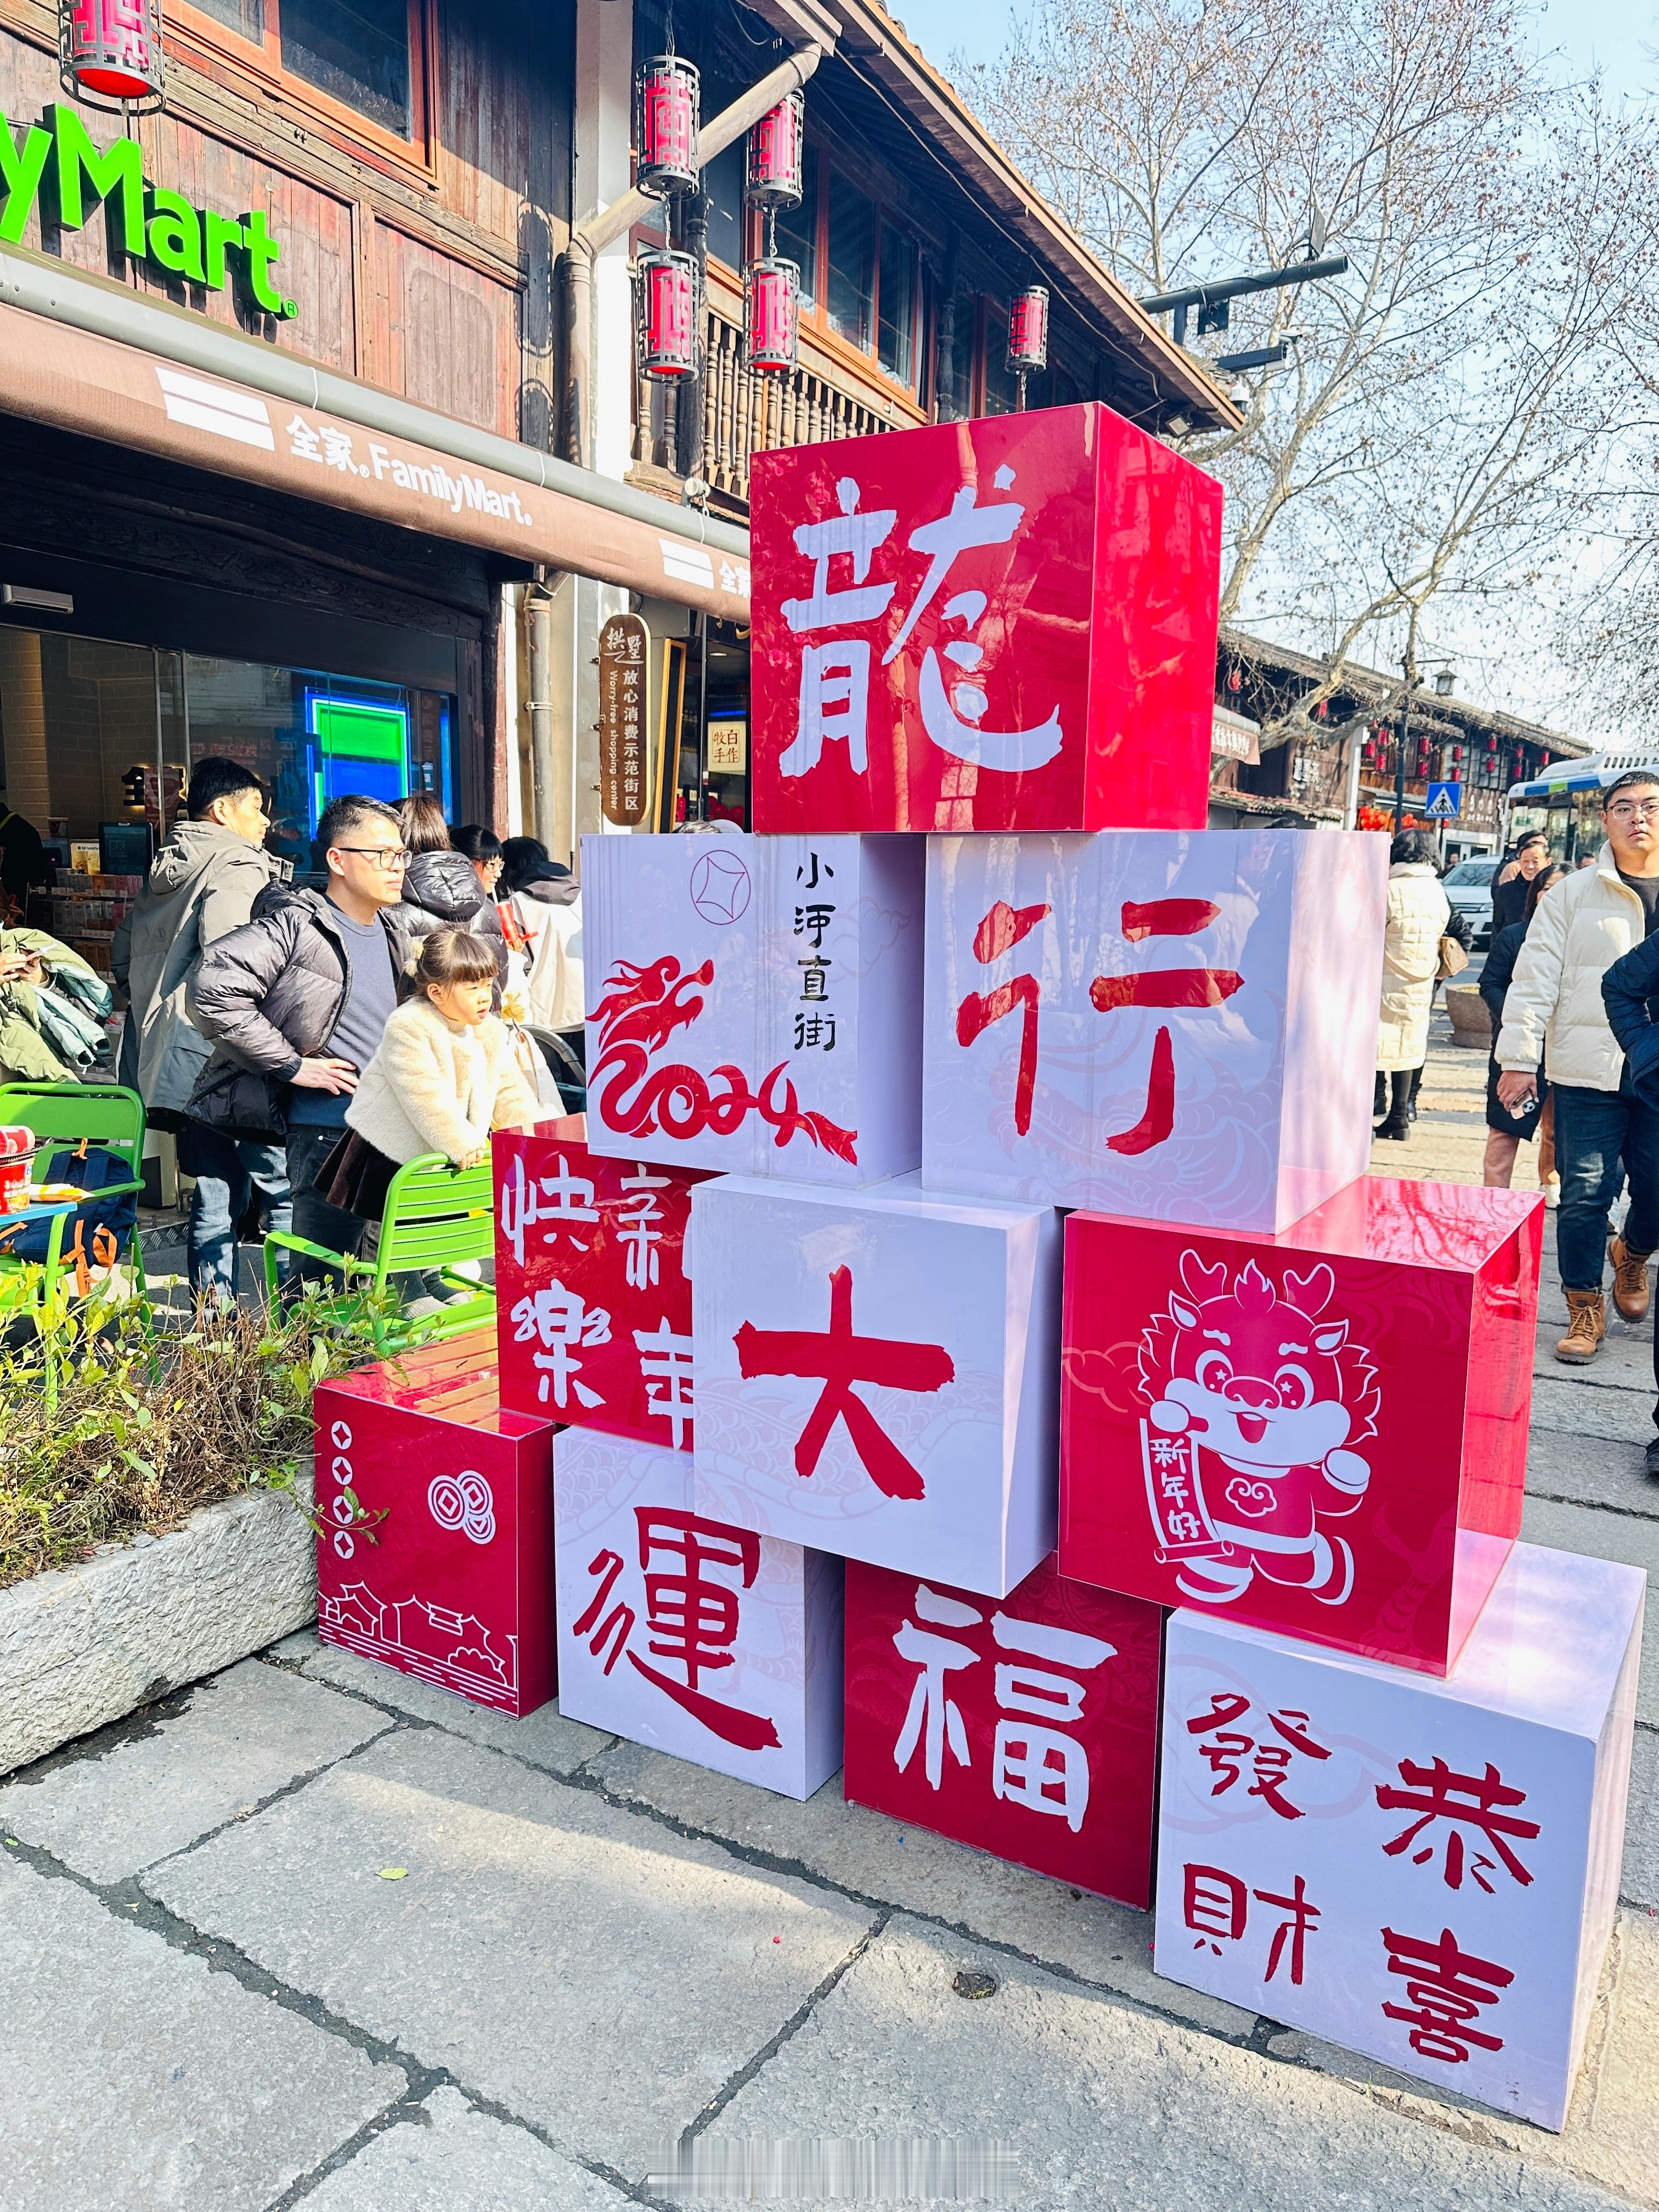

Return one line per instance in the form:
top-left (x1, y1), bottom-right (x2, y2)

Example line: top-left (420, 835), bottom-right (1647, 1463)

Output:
top-left (843, 1554), bottom-right (1163, 1906)
top-left (692, 1171), bottom-right (1061, 1599)
top-left (749, 402), bottom-right (1222, 834)
top-left (494, 1130), bottom-right (709, 1447)
top-left (1155, 1542), bottom-right (1644, 2130)
top-left (923, 828), bottom-right (1386, 1232)
top-left (314, 1334), bottom-right (557, 1718)
top-left (582, 830), bottom-right (923, 1184)
top-left (554, 1427), bottom-right (844, 1798)
top-left (1060, 1177), bottom-right (1542, 1674)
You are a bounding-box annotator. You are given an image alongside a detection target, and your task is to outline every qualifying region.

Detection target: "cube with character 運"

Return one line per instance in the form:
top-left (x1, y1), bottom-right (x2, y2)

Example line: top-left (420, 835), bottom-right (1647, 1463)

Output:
top-left (582, 829), bottom-right (923, 1185)
top-left (314, 1333), bottom-right (557, 1719)
top-left (1060, 1178), bottom-right (1542, 1675)
top-left (553, 1427), bottom-right (844, 1799)
top-left (748, 402), bottom-right (1222, 834)
top-left (922, 828), bottom-right (1387, 1232)
top-left (493, 1129), bottom-right (709, 1448)
top-left (692, 1171), bottom-right (1061, 1600)
top-left (843, 1555), bottom-right (1164, 1906)
top-left (1155, 1543), bottom-right (1645, 2131)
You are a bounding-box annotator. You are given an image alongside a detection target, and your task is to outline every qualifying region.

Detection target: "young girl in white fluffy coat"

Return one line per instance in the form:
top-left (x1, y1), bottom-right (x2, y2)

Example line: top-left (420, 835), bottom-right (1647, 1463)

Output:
top-left (315, 927), bottom-right (540, 1221)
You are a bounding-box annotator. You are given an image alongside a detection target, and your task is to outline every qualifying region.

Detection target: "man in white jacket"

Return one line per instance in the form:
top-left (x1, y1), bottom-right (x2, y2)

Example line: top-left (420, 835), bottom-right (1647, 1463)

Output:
top-left (1496, 771), bottom-right (1659, 1362)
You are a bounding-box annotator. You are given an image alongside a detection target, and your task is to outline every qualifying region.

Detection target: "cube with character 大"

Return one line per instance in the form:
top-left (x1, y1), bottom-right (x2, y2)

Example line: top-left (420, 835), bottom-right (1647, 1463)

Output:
top-left (922, 828), bottom-right (1386, 1233)
top-left (582, 830), bottom-right (923, 1185)
top-left (554, 1427), bottom-right (844, 1799)
top-left (749, 402), bottom-right (1222, 835)
top-left (843, 1554), bottom-right (1164, 1906)
top-left (1155, 1543), bottom-right (1644, 2130)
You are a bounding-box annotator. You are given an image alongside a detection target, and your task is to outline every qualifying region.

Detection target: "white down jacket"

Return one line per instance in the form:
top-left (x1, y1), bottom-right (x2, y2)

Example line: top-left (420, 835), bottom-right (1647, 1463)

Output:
top-left (1376, 862), bottom-right (1451, 1072)
top-left (1495, 847), bottom-right (1649, 1090)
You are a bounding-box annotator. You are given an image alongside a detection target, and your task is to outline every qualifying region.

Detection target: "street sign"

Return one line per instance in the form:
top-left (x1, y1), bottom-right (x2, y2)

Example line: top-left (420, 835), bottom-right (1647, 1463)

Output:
top-left (1425, 780), bottom-right (1462, 818)
top-left (598, 612), bottom-right (651, 826)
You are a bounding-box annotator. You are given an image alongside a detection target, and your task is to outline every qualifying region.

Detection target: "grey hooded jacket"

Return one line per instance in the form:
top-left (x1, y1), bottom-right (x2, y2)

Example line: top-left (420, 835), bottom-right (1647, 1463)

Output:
top-left (111, 821), bottom-right (283, 1122)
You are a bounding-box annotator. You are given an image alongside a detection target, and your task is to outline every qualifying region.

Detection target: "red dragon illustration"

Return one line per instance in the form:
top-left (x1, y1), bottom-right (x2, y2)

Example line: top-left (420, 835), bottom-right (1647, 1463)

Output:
top-left (589, 955), bottom-right (858, 1160)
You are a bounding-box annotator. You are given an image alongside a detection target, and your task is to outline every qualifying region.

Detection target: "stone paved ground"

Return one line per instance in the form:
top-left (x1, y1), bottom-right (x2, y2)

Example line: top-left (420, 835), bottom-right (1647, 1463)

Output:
top-left (2, 1000), bottom-right (1655, 2210)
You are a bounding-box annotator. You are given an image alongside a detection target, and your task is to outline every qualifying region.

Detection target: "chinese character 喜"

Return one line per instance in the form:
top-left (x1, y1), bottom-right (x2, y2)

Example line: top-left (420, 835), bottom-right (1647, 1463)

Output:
top-left (1380, 1926), bottom-right (1513, 2063)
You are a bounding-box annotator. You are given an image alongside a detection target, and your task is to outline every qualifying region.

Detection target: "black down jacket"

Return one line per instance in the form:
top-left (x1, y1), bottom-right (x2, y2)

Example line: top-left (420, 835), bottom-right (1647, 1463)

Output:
top-left (182, 883), bottom-right (401, 1136)
top-left (385, 850), bottom-right (507, 979)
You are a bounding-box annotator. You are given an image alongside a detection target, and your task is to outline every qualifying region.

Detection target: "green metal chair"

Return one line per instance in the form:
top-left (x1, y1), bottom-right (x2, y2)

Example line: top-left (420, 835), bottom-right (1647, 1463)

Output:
top-left (263, 1150), bottom-right (497, 1355)
top-left (0, 1080), bottom-right (148, 1287)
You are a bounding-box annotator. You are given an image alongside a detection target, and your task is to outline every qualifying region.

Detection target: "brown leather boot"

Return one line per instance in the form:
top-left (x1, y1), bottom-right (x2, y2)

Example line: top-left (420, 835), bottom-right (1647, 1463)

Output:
top-left (1556, 1289), bottom-right (1606, 1364)
top-left (1610, 1237), bottom-right (1652, 1323)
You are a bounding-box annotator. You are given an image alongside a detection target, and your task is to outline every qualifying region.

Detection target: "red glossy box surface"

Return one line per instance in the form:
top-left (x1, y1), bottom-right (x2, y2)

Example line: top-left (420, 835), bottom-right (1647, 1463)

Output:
top-left (843, 1554), bottom-right (1163, 1906)
top-left (749, 401), bottom-right (1221, 834)
top-left (1059, 1177), bottom-right (1542, 1676)
top-left (315, 1331), bottom-right (557, 1717)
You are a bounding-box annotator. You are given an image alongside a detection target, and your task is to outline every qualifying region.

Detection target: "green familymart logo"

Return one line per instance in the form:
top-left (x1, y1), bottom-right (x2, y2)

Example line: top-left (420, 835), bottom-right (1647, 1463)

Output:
top-left (1, 104), bottom-right (295, 319)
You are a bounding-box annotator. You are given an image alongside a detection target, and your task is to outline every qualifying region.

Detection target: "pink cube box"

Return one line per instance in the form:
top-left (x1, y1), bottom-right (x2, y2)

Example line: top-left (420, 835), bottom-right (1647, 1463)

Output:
top-left (922, 828), bottom-right (1387, 1233)
top-left (1156, 1544), bottom-right (1645, 2130)
top-left (554, 1427), bottom-right (844, 1799)
top-left (1060, 1178), bottom-right (1543, 1675)
top-left (582, 828), bottom-right (923, 1187)
top-left (843, 1555), bottom-right (1163, 1907)
top-left (315, 1332), bottom-right (557, 1718)
top-left (494, 1128), bottom-right (710, 1447)
top-left (749, 401), bottom-right (1222, 834)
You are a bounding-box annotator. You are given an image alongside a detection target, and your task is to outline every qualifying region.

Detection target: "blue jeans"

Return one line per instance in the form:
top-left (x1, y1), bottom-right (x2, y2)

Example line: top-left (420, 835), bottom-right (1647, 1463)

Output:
top-left (1551, 1081), bottom-right (1659, 1291)
top-left (177, 1125), bottom-right (292, 1299)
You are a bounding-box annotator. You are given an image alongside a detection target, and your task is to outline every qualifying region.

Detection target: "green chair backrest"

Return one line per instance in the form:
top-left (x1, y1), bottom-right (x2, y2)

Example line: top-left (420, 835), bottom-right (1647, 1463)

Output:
top-left (0, 1082), bottom-right (146, 1177)
top-left (374, 1153), bottom-right (496, 1289)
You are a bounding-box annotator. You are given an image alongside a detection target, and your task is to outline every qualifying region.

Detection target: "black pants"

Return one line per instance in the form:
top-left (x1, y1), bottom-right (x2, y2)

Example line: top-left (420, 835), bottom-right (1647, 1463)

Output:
top-left (286, 1124), bottom-right (371, 1281)
top-left (1375, 1070), bottom-right (1415, 1126)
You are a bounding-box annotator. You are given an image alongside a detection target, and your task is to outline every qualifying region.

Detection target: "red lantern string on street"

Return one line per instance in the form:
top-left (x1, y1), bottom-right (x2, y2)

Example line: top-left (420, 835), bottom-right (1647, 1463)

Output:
top-left (745, 256), bottom-right (799, 375)
top-left (636, 53), bottom-right (699, 197)
top-left (59, 0), bottom-right (165, 111)
top-left (1007, 285), bottom-right (1050, 374)
top-left (637, 249), bottom-right (699, 381)
top-left (746, 89), bottom-right (805, 207)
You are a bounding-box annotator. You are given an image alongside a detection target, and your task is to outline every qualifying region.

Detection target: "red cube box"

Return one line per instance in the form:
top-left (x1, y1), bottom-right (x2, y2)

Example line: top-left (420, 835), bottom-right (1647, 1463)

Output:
top-left (749, 400), bottom-right (1221, 835)
top-left (843, 1554), bottom-right (1163, 1906)
top-left (315, 1331), bottom-right (557, 1717)
top-left (494, 1130), bottom-right (710, 1447)
top-left (1060, 1177), bottom-right (1543, 1676)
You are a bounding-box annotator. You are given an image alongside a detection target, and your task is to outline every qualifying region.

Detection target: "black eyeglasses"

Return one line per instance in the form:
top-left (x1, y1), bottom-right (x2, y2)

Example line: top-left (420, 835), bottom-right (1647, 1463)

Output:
top-left (332, 847), bottom-right (411, 866)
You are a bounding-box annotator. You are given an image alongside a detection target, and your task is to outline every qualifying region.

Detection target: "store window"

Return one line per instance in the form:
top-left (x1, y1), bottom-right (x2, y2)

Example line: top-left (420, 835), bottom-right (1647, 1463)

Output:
top-left (878, 223), bottom-right (918, 388)
top-left (826, 173), bottom-right (876, 354)
top-left (178, 0), bottom-right (419, 144)
top-left (774, 145), bottom-right (819, 310)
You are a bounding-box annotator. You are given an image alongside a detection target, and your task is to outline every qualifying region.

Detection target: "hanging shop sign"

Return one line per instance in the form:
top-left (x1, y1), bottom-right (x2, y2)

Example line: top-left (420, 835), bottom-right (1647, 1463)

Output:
top-left (599, 612), bottom-right (652, 826)
top-left (706, 718), bottom-right (747, 775)
top-left (0, 104), bottom-right (296, 319)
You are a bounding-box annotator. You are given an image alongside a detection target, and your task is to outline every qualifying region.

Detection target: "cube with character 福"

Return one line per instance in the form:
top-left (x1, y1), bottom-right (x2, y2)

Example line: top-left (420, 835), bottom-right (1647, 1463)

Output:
top-left (1059, 1177), bottom-right (1542, 1674)
top-left (692, 1171), bottom-right (1062, 1600)
top-left (314, 1335), bottom-right (556, 1718)
top-left (553, 1427), bottom-right (844, 1799)
top-left (1155, 1543), bottom-right (1645, 2130)
top-left (922, 829), bottom-right (1386, 1232)
top-left (493, 1130), bottom-right (708, 1448)
top-left (843, 1555), bottom-right (1163, 1906)
top-left (582, 830), bottom-right (923, 1184)
top-left (749, 402), bottom-right (1222, 834)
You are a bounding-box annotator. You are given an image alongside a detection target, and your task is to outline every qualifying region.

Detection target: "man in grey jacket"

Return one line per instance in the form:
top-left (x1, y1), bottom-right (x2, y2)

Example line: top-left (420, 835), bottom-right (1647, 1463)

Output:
top-left (112, 759), bottom-right (285, 1297)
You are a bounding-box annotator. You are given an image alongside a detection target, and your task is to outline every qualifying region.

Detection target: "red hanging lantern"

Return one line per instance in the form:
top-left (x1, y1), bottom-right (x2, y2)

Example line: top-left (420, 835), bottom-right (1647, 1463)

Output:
top-left (746, 89), bottom-right (805, 207)
top-left (59, 0), bottom-right (164, 111)
top-left (1007, 285), bottom-right (1050, 374)
top-left (637, 249), bottom-right (699, 380)
top-left (636, 54), bottom-right (699, 197)
top-left (744, 256), bottom-right (799, 374)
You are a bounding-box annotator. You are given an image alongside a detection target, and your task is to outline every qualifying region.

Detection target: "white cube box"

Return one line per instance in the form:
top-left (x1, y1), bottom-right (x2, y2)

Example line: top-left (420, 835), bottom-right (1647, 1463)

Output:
top-left (923, 830), bottom-right (1386, 1231)
top-left (582, 830), bottom-right (923, 1184)
top-left (554, 1427), bottom-right (844, 1799)
top-left (692, 1171), bottom-right (1061, 1599)
top-left (1154, 1542), bottom-right (1645, 2130)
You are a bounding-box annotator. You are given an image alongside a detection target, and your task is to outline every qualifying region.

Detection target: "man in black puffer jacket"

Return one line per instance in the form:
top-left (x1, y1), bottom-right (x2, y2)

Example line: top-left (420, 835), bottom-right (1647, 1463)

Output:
top-left (186, 794), bottom-right (407, 1278)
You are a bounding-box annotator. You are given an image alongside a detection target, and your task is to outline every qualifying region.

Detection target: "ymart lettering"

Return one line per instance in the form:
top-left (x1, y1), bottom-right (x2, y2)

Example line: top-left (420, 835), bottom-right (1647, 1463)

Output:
top-left (0, 104), bottom-right (295, 319)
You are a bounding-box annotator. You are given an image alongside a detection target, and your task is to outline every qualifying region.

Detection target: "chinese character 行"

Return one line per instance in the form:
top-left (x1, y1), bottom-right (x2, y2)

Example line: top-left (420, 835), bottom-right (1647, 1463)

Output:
top-left (1089, 900), bottom-right (1242, 1155)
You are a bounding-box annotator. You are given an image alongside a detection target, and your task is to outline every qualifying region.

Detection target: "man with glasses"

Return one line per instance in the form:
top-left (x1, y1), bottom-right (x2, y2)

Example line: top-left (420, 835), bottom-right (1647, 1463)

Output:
top-left (188, 795), bottom-right (408, 1282)
top-left (1497, 770), bottom-right (1659, 1363)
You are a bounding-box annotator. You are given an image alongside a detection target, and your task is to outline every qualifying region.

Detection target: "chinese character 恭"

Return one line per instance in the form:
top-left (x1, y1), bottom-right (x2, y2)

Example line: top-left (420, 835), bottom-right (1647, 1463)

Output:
top-left (955, 899), bottom-right (1052, 1136)
top-left (1380, 1926), bottom-right (1514, 2063)
top-left (1376, 1757), bottom-right (1539, 1893)
top-left (733, 1263), bottom-right (954, 1500)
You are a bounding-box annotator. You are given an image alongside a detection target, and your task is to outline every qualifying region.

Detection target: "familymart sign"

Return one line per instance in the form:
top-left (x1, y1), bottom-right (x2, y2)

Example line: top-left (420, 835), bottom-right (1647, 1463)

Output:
top-left (1, 104), bottom-right (296, 319)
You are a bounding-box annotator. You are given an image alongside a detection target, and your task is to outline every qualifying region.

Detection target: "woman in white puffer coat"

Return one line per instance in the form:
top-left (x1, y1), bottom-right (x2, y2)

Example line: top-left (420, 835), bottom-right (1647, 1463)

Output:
top-left (1375, 830), bottom-right (1452, 1140)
